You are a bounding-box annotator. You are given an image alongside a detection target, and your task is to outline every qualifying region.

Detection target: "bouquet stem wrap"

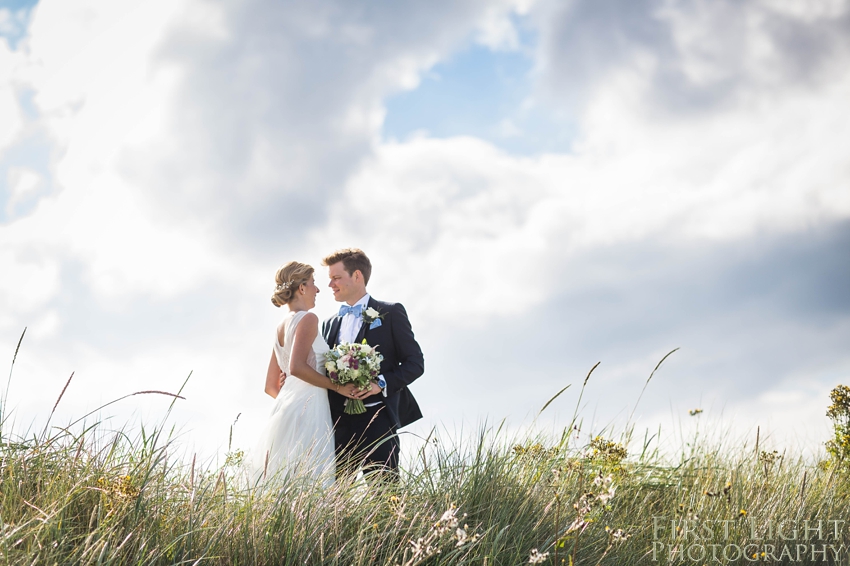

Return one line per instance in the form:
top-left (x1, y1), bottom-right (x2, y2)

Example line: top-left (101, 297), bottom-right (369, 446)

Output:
top-left (345, 398), bottom-right (366, 415)
top-left (324, 340), bottom-right (384, 416)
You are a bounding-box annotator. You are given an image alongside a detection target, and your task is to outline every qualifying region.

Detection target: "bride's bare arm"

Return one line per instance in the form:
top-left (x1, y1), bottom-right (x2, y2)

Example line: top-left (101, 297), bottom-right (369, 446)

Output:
top-left (264, 350), bottom-right (281, 398)
top-left (290, 313), bottom-right (349, 393)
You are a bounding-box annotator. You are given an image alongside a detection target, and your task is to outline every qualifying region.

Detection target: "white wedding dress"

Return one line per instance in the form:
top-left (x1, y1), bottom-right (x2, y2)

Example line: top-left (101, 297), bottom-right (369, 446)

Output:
top-left (251, 310), bottom-right (335, 486)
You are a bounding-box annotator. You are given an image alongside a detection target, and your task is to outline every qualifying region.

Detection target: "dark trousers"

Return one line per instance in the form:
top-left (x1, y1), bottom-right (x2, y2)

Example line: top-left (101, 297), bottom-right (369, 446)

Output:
top-left (333, 403), bottom-right (399, 478)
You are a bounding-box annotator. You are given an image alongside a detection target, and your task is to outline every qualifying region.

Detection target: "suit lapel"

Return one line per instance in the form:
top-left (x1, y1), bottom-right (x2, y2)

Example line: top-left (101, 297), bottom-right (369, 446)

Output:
top-left (354, 297), bottom-right (377, 344)
top-left (326, 316), bottom-right (343, 348)
top-left (354, 319), bottom-right (368, 344)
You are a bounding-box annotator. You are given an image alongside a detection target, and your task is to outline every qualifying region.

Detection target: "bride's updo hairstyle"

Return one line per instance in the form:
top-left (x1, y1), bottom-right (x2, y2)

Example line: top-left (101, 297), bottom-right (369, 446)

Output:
top-left (271, 261), bottom-right (314, 307)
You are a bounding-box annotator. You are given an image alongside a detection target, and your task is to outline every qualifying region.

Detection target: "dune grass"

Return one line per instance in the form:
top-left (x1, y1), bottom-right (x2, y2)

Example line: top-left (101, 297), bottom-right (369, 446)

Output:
top-left (2, 335), bottom-right (848, 565)
top-left (2, 414), bottom-right (848, 565)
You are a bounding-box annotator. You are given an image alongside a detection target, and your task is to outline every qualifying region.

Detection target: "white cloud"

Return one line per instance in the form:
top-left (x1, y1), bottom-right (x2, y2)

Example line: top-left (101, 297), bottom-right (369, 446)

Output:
top-left (4, 166), bottom-right (41, 216)
top-left (301, 0), bottom-right (850, 452)
top-left (0, 0), bottom-right (527, 455)
top-left (0, 35), bottom-right (23, 152)
top-left (534, 0), bottom-right (850, 115)
top-left (316, 57), bottom-right (850, 322)
top-left (0, 247), bottom-right (59, 330)
top-left (494, 117), bottom-right (523, 138)
top-left (2, 0), bottom-right (514, 305)
top-left (475, 3), bottom-right (522, 51)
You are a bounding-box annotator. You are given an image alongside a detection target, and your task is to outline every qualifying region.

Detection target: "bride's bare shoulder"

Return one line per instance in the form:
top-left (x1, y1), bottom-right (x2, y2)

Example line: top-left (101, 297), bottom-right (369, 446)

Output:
top-left (294, 311), bottom-right (319, 334)
top-left (300, 311), bottom-right (319, 324)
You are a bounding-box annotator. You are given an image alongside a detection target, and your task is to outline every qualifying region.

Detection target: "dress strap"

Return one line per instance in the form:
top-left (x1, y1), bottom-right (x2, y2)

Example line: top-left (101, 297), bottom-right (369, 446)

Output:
top-left (283, 310), bottom-right (311, 346)
top-left (275, 311), bottom-right (311, 374)
top-left (286, 310), bottom-right (308, 330)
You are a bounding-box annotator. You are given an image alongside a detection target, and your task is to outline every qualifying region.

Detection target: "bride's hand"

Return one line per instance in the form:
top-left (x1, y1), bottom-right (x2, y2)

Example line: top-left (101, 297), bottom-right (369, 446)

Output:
top-left (340, 384), bottom-right (360, 398)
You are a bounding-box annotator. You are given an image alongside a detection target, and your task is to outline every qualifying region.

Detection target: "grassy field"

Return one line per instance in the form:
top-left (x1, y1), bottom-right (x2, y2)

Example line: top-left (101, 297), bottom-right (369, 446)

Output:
top-left (2, 342), bottom-right (849, 565)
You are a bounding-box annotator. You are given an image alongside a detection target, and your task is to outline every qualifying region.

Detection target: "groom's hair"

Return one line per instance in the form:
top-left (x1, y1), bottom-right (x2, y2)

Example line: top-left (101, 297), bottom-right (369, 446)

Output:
top-left (322, 248), bottom-right (372, 285)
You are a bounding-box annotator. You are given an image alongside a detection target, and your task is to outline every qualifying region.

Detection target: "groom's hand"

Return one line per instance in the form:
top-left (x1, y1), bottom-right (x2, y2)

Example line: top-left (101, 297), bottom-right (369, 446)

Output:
top-left (279, 372), bottom-right (287, 389)
top-left (352, 381), bottom-right (381, 399)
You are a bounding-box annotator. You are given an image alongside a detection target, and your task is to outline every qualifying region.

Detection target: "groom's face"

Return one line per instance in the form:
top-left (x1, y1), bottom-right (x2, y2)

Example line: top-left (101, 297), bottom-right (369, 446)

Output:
top-left (327, 261), bottom-right (363, 304)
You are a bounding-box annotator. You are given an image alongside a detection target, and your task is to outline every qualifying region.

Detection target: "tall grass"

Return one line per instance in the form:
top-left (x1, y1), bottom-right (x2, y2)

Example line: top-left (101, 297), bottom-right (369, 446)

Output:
top-left (2, 335), bottom-right (847, 564)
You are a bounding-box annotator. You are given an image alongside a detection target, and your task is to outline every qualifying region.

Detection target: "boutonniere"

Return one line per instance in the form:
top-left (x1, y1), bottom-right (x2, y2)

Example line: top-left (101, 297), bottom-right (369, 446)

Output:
top-left (362, 306), bottom-right (385, 329)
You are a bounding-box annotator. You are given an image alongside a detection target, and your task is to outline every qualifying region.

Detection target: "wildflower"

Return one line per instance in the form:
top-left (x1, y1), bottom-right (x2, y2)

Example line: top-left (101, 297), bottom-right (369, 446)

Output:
top-left (707, 481), bottom-right (732, 502)
top-left (565, 517), bottom-right (589, 535)
top-left (607, 527), bottom-right (629, 543)
top-left (592, 472), bottom-right (613, 487)
top-left (759, 450), bottom-right (781, 470)
top-left (596, 484), bottom-right (616, 505)
top-left (588, 436), bottom-right (627, 465)
top-left (454, 525), bottom-right (479, 547)
top-left (528, 548), bottom-right (550, 563)
top-left (572, 496), bottom-right (592, 516)
top-left (409, 537), bottom-right (437, 559)
top-left (827, 385), bottom-right (850, 421)
top-left (739, 509), bottom-right (747, 517)
top-left (435, 505), bottom-right (460, 532)
top-left (689, 408), bottom-right (703, 416)
top-left (388, 495), bottom-right (407, 518)
top-left (825, 385), bottom-right (850, 467)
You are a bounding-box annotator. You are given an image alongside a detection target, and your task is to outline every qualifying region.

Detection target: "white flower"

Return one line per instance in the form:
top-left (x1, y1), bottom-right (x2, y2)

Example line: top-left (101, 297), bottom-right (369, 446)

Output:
top-left (593, 473), bottom-right (613, 487)
top-left (325, 362), bottom-right (336, 372)
top-left (438, 506), bottom-right (459, 529)
top-left (597, 486), bottom-right (616, 505)
top-left (365, 307), bottom-right (380, 319)
top-left (528, 548), bottom-right (550, 563)
top-left (609, 528), bottom-right (629, 543)
top-left (565, 517), bottom-right (589, 534)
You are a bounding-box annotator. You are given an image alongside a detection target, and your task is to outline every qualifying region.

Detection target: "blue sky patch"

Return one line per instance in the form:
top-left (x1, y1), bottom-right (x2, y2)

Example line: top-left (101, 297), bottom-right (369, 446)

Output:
top-left (0, 0), bottom-right (38, 50)
top-left (382, 36), bottom-right (577, 156)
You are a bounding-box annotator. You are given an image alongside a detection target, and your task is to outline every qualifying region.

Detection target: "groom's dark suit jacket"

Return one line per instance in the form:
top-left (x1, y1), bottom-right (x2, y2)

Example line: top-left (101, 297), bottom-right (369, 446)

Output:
top-left (322, 297), bottom-right (424, 429)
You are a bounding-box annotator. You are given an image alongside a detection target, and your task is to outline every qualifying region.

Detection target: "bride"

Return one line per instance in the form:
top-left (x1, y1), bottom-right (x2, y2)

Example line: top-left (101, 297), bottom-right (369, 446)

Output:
top-left (251, 261), bottom-right (359, 485)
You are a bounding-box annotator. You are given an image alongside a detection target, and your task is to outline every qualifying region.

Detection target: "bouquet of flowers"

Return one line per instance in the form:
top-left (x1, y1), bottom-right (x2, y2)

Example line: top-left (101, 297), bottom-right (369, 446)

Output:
top-left (324, 340), bottom-right (384, 415)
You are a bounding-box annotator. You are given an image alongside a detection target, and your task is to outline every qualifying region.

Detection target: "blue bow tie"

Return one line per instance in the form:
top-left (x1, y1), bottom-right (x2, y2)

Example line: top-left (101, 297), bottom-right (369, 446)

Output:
top-left (339, 304), bottom-right (364, 317)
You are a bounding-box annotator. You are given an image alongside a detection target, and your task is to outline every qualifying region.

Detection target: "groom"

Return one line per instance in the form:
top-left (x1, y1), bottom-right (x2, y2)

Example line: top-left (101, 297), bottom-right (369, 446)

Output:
top-left (321, 248), bottom-right (424, 475)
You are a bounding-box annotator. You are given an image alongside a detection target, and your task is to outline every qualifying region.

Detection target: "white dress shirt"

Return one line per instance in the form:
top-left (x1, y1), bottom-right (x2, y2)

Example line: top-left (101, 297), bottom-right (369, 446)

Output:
top-left (338, 293), bottom-right (370, 344)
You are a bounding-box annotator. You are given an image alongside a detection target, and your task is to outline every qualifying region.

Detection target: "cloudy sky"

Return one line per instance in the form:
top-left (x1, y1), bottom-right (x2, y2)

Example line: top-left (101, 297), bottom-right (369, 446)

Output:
top-left (1, 0), bottom-right (848, 461)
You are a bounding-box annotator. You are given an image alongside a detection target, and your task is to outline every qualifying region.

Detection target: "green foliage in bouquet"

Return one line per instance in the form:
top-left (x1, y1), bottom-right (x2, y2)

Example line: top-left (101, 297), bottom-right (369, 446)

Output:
top-left (324, 340), bottom-right (383, 414)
